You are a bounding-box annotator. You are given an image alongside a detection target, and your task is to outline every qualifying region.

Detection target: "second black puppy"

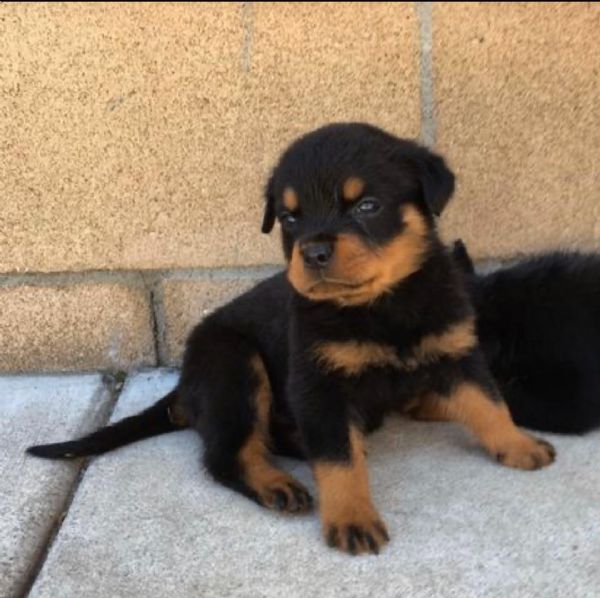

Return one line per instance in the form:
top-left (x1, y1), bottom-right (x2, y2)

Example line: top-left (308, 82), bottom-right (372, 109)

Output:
top-left (27, 123), bottom-right (555, 555)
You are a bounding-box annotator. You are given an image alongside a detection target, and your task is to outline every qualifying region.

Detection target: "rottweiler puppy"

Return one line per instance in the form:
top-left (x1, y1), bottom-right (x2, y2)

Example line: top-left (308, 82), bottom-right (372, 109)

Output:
top-left (27, 123), bottom-right (555, 555)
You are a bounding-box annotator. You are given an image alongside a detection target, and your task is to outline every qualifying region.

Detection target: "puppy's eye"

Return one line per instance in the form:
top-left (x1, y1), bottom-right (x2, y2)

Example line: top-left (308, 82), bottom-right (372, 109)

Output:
top-left (280, 212), bottom-right (298, 227)
top-left (354, 197), bottom-right (381, 215)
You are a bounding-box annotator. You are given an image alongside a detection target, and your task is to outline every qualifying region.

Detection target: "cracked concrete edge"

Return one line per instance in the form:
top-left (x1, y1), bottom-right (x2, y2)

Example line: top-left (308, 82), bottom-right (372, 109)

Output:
top-left (15, 373), bottom-right (126, 598)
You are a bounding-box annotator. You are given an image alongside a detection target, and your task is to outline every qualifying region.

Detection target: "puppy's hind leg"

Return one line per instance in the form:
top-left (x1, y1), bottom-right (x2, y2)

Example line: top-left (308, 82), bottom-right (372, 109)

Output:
top-left (180, 332), bottom-right (312, 514)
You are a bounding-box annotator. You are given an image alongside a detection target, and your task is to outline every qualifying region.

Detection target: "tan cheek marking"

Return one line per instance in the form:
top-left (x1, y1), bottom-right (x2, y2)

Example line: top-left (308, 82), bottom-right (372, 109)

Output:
top-left (288, 204), bottom-right (430, 307)
top-left (328, 233), bottom-right (377, 282)
top-left (372, 204), bottom-right (429, 288)
top-left (327, 204), bottom-right (430, 306)
top-left (283, 187), bottom-right (298, 212)
top-left (314, 341), bottom-right (401, 375)
top-left (342, 177), bottom-right (365, 202)
top-left (287, 242), bottom-right (310, 294)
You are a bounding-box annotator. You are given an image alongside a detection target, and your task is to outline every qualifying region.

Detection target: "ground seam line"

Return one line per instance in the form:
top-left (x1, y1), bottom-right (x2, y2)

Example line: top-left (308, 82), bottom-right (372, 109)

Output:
top-left (18, 374), bottom-right (128, 598)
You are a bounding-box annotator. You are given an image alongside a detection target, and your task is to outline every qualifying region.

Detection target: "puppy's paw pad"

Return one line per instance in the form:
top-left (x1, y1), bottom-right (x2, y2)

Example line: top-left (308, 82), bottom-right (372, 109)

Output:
top-left (324, 519), bottom-right (389, 555)
top-left (496, 435), bottom-right (556, 470)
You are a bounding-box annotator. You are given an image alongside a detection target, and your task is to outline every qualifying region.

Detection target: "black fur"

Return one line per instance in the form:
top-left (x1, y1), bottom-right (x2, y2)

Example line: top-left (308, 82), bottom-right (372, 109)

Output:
top-left (28, 123), bottom-right (561, 555)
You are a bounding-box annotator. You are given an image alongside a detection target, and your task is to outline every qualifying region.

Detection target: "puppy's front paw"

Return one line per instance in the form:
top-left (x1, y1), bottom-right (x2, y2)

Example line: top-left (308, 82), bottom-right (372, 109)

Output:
top-left (323, 507), bottom-right (389, 555)
top-left (495, 434), bottom-right (556, 470)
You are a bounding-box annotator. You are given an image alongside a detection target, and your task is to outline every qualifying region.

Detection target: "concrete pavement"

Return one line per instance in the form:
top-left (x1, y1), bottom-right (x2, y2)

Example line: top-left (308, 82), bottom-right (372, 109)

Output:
top-left (2, 370), bottom-right (599, 597)
top-left (0, 374), bottom-right (114, 598)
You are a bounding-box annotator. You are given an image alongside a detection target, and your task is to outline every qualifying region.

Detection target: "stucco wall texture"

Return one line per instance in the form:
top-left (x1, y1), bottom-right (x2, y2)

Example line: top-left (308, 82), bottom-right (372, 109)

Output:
top-left (1, 2), bottom-right (599, 372)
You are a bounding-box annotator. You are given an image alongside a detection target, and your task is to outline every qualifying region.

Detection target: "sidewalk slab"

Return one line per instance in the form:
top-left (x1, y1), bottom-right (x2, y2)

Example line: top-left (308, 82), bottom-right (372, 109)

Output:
top-left (30, 370), bottom-right (600, 598)
top-left (0, 374), bottom-right (112, 598)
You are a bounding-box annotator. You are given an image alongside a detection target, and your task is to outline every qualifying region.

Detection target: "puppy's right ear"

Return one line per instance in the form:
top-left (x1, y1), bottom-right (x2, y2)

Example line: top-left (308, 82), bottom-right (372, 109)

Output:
top-left (413, 148), bottom-right (455, 217)
top-left (261, 176), bottom-right (276, 234)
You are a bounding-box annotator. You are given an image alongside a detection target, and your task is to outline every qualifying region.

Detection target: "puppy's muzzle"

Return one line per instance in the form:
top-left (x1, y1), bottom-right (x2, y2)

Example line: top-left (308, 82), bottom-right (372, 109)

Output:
top-left (301, 240), bottom-right (334, 270)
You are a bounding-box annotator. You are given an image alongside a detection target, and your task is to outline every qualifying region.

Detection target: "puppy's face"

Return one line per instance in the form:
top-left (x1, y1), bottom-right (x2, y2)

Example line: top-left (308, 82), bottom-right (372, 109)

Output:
top-left (262, 123), bottom-right (455, 306)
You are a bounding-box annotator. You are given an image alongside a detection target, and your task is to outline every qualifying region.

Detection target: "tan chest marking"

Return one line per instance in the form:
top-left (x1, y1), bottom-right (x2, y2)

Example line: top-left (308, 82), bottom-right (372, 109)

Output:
top-left (314, 341), bottom-right (401, 375)
top-left (406, 317), bottom-right (477, 370)
top-left (313, 317), bottom-right (477, 376)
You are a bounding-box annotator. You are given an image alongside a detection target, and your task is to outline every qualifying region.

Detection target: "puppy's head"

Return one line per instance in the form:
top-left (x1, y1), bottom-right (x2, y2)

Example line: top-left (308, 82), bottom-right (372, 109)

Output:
top-left (262, 123), bottom-right (455, 306)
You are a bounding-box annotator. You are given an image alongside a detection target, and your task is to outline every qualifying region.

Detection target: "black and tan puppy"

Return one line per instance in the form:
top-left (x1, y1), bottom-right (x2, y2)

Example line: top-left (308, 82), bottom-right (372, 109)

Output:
top-left (27, 123), bottom-right (555, 555)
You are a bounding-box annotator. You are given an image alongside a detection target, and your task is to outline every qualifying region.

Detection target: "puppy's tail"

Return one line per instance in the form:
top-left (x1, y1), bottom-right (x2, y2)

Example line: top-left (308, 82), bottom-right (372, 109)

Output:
top-left (26, 390), bottom-right (186, 460)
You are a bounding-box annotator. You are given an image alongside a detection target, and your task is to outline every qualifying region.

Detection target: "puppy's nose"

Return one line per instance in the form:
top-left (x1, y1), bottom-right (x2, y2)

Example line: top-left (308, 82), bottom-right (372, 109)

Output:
top-left (301, 240), bottom-right (334, 269)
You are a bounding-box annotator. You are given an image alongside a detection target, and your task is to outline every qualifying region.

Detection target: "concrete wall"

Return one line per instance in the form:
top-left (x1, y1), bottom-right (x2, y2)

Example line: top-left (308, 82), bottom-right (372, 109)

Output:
top-left (1, 2), bottom-right (599, 372)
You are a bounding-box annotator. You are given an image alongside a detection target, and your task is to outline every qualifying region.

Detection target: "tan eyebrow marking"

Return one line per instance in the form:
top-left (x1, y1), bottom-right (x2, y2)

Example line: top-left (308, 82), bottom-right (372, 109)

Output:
top-left (342, 177), bottom-right (365, 202)
top-left (283, 187), bottom-right (298, 211)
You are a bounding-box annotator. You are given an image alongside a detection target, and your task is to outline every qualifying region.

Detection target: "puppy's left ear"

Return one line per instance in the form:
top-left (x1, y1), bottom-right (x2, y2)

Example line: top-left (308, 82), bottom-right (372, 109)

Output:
top-left (414, 149), bottom-right (455, 216)
top-left (261, 176), bottom-right (276, 234)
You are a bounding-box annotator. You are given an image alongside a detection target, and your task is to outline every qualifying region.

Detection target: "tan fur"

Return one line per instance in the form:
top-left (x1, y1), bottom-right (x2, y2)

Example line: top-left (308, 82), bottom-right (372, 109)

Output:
top-left (342, 176), bottom-right (365, 202)
top-left (250, 355), bottom-right (271, 438)
top-left (313, 427), bottom-right (388, 553)
top-left (238, 355), bottom-right (310, 509)
top-left (314, 318), bottom-right (475, 376)
top-left (283, 187), bottom-right (298, 212)
top-left (314, 341), bottom-right (400, 375)
top-left (287, 204), bottom-right (429, 306)
top-left (411, 383), bottom-right (555, 470)
top-left (403, 394), bottom-right (452, 422)
top-left (239, 434), bottom-right (301, 504)
top-left (407, 318), bottom-right (476, 369)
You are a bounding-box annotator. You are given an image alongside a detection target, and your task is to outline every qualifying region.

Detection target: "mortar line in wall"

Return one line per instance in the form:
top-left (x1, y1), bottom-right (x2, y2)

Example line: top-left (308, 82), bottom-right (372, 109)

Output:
top-left (0, 256), bottom-right (519, 292)
top-left (416, 1), bottom-right (436, 148)
top-left (150, 285), bottom-right (168, 367)
top-left (139, 272), bottom-right (162, 367)
top-left (241, 2), bottom-right (254, 73)
top-left (0, 263), bottom-right (284, 289)
top-left (17, 373), bottom-right (127, 598)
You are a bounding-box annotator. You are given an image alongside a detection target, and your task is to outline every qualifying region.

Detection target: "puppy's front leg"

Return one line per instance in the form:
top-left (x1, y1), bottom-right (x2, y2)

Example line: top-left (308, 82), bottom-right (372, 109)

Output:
top-left (290, 367), bottom-right (388, 555)
top-left (409, 351), bottom-right (556, 470)
top-left (313, 424), bottom-right (389, 555)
